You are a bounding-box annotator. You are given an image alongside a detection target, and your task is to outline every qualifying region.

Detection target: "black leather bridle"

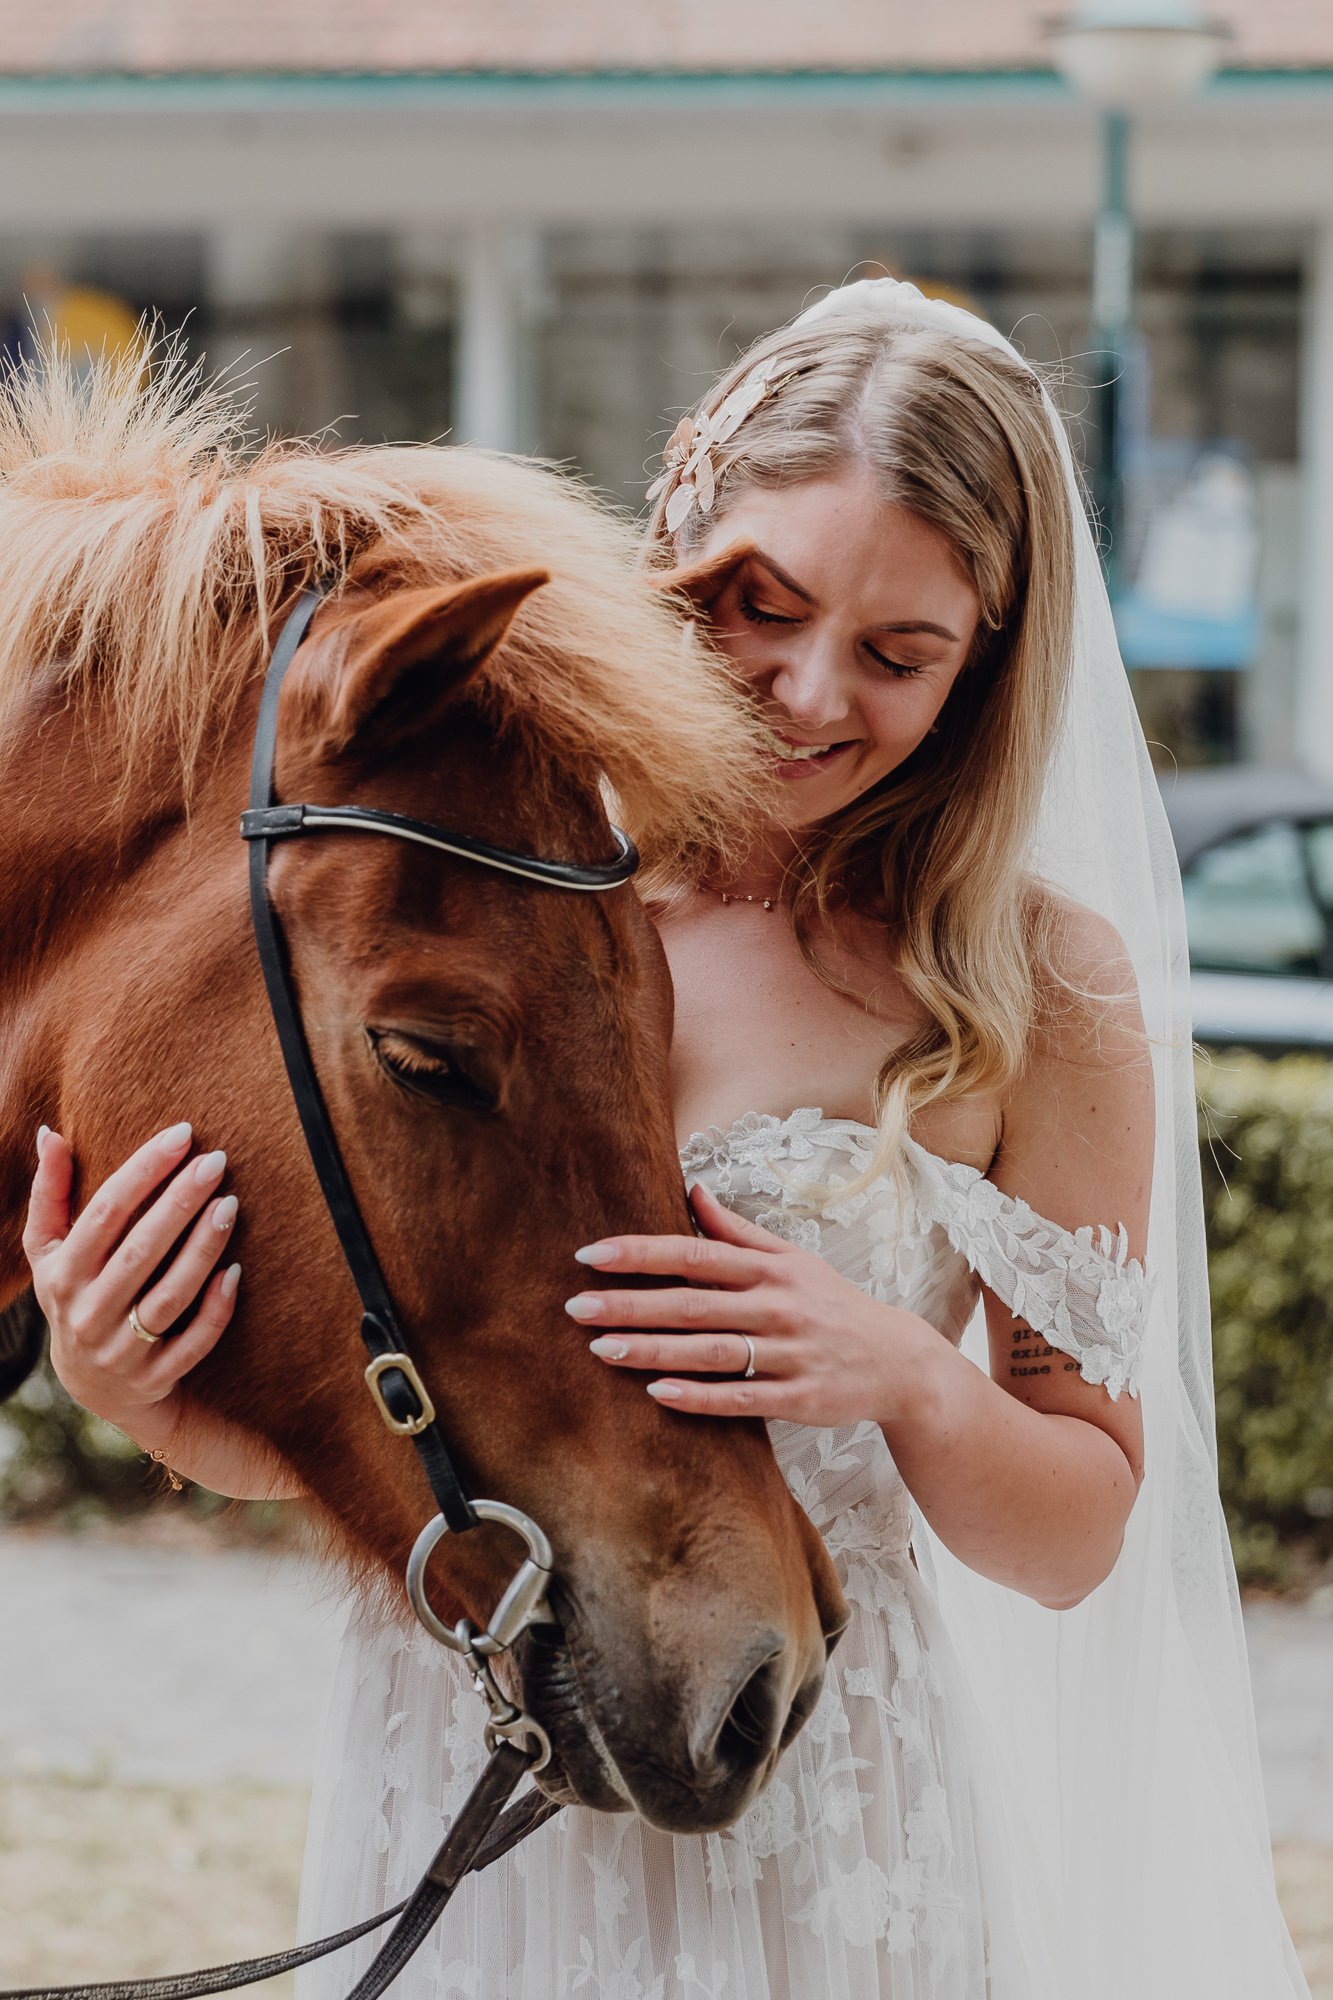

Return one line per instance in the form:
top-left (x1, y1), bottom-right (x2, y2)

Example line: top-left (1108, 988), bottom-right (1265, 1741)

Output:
top-left (242, 586), bottom-right (638, 1548)
top-left (2, 585), bottom-right (643, 2000)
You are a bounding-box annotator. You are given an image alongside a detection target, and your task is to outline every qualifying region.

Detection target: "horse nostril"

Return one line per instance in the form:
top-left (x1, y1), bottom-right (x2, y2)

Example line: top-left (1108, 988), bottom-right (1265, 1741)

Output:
top-left (823, 1605), bottom-right (851, 1660)
top-left (710, 1648), bottom-right (789, 1779)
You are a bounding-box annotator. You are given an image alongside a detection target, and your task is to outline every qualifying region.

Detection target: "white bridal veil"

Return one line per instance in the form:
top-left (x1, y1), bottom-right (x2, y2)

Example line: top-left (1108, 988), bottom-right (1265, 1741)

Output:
top-left (793, 278), bottom-right (1309, 1998)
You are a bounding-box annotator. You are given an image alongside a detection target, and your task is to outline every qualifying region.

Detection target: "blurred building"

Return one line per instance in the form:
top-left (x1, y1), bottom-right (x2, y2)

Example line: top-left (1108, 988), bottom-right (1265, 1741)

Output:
top-left (1, 1), bottom-right (1330, 772)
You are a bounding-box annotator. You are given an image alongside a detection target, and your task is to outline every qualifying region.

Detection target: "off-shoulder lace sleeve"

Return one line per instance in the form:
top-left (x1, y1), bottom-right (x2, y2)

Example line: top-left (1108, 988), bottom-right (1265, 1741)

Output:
top-left (904, 1138), bottom-right (1149, 1401)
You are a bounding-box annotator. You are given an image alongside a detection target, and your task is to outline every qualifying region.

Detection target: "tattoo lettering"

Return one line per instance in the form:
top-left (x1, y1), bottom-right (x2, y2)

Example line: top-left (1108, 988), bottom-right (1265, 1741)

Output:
top-left (1007, 1317), bottom-right (1078, 1380)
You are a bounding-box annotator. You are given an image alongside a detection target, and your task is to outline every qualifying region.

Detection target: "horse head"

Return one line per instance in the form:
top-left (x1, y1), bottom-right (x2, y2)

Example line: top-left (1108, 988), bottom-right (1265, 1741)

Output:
top-left (0, 353), bottom-right (846, 1834)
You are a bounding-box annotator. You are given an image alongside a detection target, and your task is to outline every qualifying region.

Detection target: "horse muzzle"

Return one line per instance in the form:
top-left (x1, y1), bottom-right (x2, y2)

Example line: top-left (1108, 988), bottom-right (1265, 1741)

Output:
top-left (513, 1589), bottom-right (838, 1834)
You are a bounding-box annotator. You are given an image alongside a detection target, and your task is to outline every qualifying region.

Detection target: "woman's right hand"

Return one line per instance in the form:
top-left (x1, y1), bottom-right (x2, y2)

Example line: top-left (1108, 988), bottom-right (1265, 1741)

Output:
top-left (22, 1121), bottom-right (241, 1456)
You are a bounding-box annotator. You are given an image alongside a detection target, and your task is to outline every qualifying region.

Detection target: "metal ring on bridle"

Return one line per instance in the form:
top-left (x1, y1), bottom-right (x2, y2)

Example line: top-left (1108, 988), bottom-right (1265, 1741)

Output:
top-left (407, 1499), bottom-right (555, 1658)
top-left (740, 1332), bottom-right (757, 1380)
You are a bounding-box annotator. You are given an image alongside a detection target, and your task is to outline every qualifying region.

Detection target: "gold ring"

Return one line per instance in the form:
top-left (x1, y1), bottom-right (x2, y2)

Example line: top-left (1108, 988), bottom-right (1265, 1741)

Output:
top-left (128, 1302), bottom-right (164, 1343)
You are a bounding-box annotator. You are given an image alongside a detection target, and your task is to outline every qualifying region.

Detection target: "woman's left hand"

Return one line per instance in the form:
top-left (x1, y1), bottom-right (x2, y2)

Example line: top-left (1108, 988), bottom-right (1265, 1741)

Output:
top-left (568, 1181), bottom-right (935, 1426)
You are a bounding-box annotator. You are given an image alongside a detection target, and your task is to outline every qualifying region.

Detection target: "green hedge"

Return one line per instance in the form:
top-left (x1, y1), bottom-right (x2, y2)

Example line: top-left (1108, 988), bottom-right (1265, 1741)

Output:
top-left (0, 1353), bottom-right (150, 1520)
top-left (0, 1297), bottom-right (280, 1534)
top-left (0, 1353), bottom-right (284, 1532)
top-left (4, 1056), bottom-right (1333, 1581)
top-left (1198, 1051), bottom-right (1333, 1585)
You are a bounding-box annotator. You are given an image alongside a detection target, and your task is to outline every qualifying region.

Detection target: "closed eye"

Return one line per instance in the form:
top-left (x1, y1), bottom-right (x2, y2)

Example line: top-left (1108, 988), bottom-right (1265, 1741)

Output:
top-left (740, 593), bottom-right (925, 680)
top-left (367, 1027), bottom-right (497, 1112)
top-left (865, 647), bottom-right (926, 680)
top-left (737, 592), bottom-right (801, 629)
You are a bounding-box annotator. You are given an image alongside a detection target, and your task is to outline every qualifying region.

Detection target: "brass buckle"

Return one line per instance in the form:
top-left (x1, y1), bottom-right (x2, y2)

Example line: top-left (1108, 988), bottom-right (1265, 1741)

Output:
top-left (364, 1351), bottom-right (437, 1436)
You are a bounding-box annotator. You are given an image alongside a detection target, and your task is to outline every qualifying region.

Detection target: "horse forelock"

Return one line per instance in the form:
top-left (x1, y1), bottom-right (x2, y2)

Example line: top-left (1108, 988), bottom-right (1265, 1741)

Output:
top-left (0, 339), bottom-right (765, 876)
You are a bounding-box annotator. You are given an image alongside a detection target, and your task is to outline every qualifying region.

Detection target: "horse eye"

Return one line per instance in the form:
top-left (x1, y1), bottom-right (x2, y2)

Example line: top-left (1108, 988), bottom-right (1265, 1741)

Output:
top-left (367, 1029), bottom-right (495, 1111)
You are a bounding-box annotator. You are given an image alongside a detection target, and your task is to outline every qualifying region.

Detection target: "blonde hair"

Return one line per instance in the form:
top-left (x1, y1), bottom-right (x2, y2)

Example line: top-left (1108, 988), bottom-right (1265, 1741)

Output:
top-left (0, 337), bottom-right (768, 876)
top-left (644, 299), bottom-right (1079, 1189)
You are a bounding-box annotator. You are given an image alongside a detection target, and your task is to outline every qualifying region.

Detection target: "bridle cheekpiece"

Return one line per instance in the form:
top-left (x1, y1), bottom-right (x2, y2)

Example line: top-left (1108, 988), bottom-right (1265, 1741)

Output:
top-left (242, 583), bottom-right (639, 1767)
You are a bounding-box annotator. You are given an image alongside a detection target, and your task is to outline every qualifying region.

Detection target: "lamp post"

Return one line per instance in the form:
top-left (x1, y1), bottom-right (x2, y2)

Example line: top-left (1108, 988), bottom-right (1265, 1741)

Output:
top-left (1045, 2), bottom-right (1230, 588)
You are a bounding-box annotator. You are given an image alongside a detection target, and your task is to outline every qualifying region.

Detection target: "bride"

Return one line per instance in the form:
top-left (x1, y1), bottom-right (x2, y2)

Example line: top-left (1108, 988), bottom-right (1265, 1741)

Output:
top-left (22, 279), bottom-right (1310, 1997)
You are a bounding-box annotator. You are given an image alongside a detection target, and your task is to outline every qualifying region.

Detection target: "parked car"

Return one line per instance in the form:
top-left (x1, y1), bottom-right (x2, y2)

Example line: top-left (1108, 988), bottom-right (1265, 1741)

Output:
top-left (1159, 766), bottom-right (1333, 1052)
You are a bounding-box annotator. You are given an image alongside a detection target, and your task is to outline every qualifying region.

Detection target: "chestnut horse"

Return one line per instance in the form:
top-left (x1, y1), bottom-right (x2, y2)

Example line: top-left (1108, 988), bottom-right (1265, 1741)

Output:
top-left (0, 351), bottom-right (845, 1834)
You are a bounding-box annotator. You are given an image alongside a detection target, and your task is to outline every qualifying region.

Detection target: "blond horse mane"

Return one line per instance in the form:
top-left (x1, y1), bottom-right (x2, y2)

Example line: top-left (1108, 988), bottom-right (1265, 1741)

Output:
top-left (0, 340), bottom-right (763, 869)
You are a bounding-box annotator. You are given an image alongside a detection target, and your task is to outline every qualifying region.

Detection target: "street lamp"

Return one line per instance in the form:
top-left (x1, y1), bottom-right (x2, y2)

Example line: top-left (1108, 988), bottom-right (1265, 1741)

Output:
top-left (1045, 1), bottom-right (1231, 586)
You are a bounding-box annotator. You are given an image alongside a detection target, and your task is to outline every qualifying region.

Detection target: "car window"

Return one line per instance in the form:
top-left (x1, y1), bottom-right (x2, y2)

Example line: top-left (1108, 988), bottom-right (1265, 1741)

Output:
top-left (1182, 820), bottom-right (1326, 974)
top-left (1304, 820), bottom-right (1333, 912)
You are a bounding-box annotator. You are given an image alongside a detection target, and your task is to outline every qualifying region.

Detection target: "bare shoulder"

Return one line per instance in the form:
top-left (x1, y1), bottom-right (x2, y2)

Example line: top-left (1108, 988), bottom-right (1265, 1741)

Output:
top-left (994, 889), bottom-right (1155, 1250)
top-left (1026, 889), bottom-right (1149, 1074)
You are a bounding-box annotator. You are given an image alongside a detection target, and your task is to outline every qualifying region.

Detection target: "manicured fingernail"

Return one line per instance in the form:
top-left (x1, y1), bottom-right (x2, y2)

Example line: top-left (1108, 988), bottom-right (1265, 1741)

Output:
top-left (221, 1262), bottom-right (241, 1300)
top-left (212, 1195), bottom-right (238, 1231)
top-left (36, 1124), bottom-right (50, 1158)
top-left (646, 1382), bottom-right (682, 1401)
top-left (574, 1243), bottom-right (615, 1267)
top-left (589, 1337), bottom-right (630, 1360)
top-left (564, 1295), bottom-right (602, 1322)
top-left (161, 1121), bottom-right (192, 1149)
top-left (194, 1149), bottom-right (226, 1185)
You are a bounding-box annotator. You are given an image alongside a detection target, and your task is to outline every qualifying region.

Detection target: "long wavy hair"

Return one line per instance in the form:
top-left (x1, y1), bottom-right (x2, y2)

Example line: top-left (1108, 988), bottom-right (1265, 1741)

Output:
top-left (643, 298), bottom-right (1080, 1188)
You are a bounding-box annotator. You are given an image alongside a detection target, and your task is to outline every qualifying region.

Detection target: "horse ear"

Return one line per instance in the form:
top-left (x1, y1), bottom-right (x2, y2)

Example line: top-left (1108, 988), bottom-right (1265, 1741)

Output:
top-left (326, 568), bottom-right (550, 750)
top-left (649, 540), bottom-right (756, 618)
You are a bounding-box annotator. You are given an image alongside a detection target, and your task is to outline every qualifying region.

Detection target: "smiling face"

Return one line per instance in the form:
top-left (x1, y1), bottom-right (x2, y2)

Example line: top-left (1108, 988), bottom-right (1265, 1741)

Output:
top-left (693, 462), bottom-right (982, 833)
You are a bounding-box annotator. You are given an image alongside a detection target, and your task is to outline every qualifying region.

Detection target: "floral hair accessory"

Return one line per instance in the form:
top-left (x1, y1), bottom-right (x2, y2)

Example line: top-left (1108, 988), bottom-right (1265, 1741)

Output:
top-left (647, 354), bottom-right (799, 535)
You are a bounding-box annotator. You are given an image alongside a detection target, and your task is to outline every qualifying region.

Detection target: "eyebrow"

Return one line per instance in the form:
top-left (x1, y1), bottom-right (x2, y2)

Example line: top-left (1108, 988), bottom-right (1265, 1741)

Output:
top-left (746, 550), bottom-right (960, 644)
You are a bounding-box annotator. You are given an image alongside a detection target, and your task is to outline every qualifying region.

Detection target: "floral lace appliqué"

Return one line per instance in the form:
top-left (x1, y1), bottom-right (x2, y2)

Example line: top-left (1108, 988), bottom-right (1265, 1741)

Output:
top-left (900, 1135), bottom-right (1150, 1400)
top-left (683, 1109), bottom-right (1150, 1402)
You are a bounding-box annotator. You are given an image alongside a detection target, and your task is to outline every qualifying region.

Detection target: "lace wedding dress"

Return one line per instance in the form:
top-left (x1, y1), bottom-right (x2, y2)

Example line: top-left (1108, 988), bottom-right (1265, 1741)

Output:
top-left (298, 1107), bottom-right (1147, 2000)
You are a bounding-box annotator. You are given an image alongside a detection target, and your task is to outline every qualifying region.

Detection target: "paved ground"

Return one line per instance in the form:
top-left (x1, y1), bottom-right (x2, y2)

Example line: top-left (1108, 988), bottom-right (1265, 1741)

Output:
top-left (1246, 1590), bottom-right (1333, 1844)
top-left (0, 1528), bottom-right (1330, 1840)
top-left (0, 1530), bottom-right (346, 1789)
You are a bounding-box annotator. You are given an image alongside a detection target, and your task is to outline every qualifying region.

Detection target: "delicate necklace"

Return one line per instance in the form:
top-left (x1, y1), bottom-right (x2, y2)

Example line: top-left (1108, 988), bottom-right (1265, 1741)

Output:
top-left (701, 885), bottom-right (782, 912)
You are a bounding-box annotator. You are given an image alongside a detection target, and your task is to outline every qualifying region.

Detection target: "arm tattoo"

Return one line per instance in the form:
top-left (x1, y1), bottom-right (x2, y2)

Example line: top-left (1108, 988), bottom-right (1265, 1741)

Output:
top-left (1007, 1315), bottom-right (1078, 1380)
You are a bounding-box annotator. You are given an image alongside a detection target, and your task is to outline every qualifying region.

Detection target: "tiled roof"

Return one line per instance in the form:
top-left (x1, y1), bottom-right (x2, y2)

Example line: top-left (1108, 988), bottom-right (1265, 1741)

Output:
top-left (0, 1), bottom-right (1328, 79)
